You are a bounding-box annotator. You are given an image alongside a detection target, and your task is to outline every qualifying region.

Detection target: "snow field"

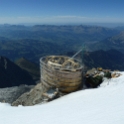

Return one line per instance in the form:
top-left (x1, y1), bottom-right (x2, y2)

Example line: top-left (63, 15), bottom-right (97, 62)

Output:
top-left (0, 72), bottom-right (124, 124)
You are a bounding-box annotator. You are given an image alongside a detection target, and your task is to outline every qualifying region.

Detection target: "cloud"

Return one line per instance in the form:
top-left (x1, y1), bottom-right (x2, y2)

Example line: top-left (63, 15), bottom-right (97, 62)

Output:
top-left (0, 16), bottom-right (124, 24)
top-left (0, 15), bottom-right (89, 24)
top-left (55, 16), bottom-right (87, 19)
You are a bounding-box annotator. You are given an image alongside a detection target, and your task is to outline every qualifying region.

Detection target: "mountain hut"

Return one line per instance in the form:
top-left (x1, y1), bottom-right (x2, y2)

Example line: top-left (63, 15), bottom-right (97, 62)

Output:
top-left (40, 56), bottom-right (83, 93)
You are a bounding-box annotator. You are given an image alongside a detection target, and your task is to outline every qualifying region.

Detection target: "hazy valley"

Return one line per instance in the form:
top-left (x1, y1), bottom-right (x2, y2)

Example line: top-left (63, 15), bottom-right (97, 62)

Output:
top-left (0, 25), bottom-right (124, 87)
top-left (0, 25), bottom-right (122, 62)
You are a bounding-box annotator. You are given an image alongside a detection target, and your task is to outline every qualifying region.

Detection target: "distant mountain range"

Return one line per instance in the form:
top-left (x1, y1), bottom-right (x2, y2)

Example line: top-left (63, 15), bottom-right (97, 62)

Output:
top-left (67, 49), bottom-right (124, 71)
top-left (0, 25), bottom-right (119, 41)
top-left (1, 25), bottom-right (124, 88)
top-left (84, 49), bottom-right (124, 70)
top-left (0, 25), bottom-right (124, 74)
top-left (0, 25), bottom-right (121, 63)
top-left (89, 31), bottom-right (124, 53)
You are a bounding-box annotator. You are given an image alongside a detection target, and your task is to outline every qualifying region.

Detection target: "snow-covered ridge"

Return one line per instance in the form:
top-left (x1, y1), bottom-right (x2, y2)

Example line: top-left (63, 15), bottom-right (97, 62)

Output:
top-left (100, 72), bottom-right (124, 87)
top-left (0, 72), bottom-right (124, 124)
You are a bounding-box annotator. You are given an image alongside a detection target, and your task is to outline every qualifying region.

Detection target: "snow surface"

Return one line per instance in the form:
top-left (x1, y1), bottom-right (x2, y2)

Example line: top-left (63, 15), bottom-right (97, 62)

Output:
top-left (0, 72), bottom-right (124, 124)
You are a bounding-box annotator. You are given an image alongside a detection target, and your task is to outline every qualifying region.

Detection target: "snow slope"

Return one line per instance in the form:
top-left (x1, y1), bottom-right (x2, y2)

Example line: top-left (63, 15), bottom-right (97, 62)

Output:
top-left (0, 72), bottom-right (124, 124)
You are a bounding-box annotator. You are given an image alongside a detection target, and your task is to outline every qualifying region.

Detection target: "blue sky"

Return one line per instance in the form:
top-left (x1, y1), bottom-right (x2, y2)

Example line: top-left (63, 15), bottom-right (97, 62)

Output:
top-left (0, 0), bottom-right (124, 24)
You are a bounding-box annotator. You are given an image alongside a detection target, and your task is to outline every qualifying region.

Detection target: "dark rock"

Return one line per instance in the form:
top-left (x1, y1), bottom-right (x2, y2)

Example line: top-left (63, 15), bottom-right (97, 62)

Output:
top-left (15, 57), bottom-right (40, 81)
top-left (85, 68), bottom-right (112, 88)
top-left (85, 75), bottom-right (103, 88)
top-left (83, 49), bottom-right (124, 71)
top-left (104, 71), bottom-right (111, 78)
top-left (0, 56), bottom-right (35, 88)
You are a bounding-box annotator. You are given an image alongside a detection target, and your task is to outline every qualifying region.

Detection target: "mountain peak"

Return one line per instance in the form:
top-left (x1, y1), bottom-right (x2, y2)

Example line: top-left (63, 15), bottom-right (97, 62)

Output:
top-left (0, 56), bottom-right (35, 88)
top-left (15, 57), bottom-right (40, 81)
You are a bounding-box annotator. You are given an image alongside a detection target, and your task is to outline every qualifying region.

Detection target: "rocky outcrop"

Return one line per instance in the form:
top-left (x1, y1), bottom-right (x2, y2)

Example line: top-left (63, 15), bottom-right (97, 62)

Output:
top-left (11, 83), bottom-right (43, 106)
top-left (11, 83), bottom-right (64, 106)
top-left (84, 68), bottom-right (111, 88)
top-left (0, 85), bottom-right (34, 103)
top-left (84, 68), bottom-right (122, 88)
